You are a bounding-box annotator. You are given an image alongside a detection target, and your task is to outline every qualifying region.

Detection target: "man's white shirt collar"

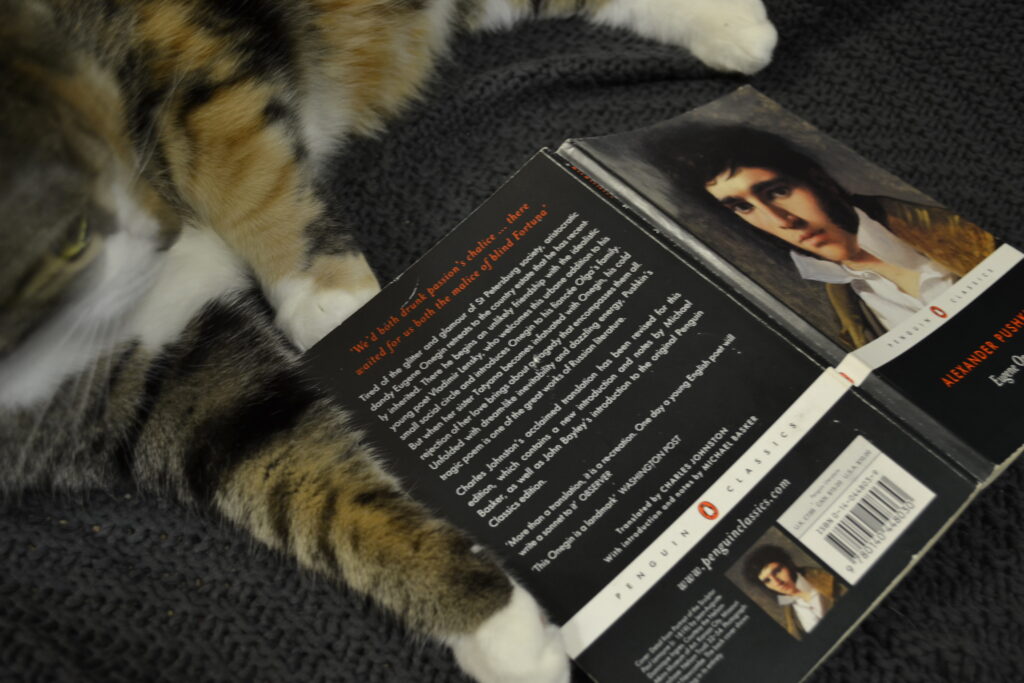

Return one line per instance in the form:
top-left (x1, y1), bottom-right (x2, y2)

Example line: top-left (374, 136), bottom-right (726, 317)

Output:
top-left (789, 208), bottom-right (955, 331)
top-left (789, 208), bottom-right (937, 283)
top-left (776, 573), bottom-right (820, 607)
top-left (777, 573), bottom-right (826, 632)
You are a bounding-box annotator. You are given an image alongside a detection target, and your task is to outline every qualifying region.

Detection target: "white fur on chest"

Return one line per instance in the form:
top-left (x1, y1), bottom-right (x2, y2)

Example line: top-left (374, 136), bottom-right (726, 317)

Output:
top-left (0, 227), bottom-right (246, 410)
top-left (127, 226), bottom-right (249, 349)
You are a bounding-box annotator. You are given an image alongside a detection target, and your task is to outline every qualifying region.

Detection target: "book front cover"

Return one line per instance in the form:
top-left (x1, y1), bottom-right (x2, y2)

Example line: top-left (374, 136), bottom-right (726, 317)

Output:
top-left (569, 87), bottom-right (1024, 469)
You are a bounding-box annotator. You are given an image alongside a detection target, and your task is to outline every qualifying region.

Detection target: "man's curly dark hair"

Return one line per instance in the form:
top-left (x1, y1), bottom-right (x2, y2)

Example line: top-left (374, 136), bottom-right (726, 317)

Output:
top-left (644, 124), bottom-right (859, 235)
top-left (742, 544), bottom-right (799, 594)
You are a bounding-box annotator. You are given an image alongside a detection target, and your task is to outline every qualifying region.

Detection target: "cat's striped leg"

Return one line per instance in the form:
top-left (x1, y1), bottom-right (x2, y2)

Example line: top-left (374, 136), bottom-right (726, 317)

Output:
top-left (210, 402), bottom-right (570, 683)
top-left (125, 295), bottom-right (567, 682)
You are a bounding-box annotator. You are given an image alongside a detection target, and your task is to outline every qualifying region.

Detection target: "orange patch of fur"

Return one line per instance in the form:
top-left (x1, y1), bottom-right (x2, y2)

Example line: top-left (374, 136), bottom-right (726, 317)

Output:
top-left (164, 80), bottom-right (316, 281)
top-left (136, 1), bottom-right (240, 82)
top-left (309, 252), bottom-right (380, 292)
top-left (311, 0), bottom-right (449, 134)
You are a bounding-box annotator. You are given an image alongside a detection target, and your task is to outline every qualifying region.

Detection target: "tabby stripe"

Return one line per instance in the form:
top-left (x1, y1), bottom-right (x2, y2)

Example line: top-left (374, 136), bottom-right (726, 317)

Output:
top-left (353, 488), bottom-right (403, 508)
top-left (268, 478), bottom-right (294, 550)
top-left (455, 566), bottom-right (510, 597)
top-left (195, 1), bottom-right (298, 78)
top-left (316, 485), bottom-right (342, 574)
top-left (388, 0), bottom-right (430, 11)
top-left (114, 349), bottom-right (173, 481)
top-left (175, 301), bottom-right (258, 377)
top-left (105, 343), bottom-right (141, 393)
top-left (183, 369), bottom-right (319, 503)
top-left (177, 78), bottom-right (221, 124)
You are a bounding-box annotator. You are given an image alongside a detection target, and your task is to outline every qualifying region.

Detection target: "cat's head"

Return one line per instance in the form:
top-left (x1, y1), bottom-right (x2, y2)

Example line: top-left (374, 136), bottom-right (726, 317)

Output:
top-left (0, 1), bottom-right (180, 407)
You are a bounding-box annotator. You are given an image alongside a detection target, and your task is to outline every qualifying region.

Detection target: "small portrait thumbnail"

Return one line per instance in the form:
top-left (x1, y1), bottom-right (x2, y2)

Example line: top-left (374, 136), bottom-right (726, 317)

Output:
top-left (726, 527), bottom-right (847, 640)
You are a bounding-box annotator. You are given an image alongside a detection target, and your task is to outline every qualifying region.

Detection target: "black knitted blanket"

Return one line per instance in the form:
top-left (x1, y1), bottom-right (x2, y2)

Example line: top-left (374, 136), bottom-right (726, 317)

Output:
top-left (2, 1), bottom-right (1022, 681)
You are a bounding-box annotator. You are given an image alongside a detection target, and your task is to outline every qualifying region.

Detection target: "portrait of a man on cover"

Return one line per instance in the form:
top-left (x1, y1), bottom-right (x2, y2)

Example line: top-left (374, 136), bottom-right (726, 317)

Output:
top-left (662, 125), bottom-right (997, 349)
top-left (740, 543), bottom-right (846, 640)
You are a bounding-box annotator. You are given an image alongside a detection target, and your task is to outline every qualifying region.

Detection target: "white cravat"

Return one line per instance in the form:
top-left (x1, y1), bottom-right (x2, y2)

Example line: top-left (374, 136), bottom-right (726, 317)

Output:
top-left (790, 208), bottom-right (956, 330)
top-left (777, 573), bottom-right (827, 634)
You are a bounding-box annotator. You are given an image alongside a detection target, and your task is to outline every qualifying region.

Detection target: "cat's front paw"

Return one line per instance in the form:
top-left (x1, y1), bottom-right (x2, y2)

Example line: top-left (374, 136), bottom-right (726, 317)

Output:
top-left (270, 276), bottom-right (378, 350)
top-left (596, 0), bottom-right (777, 75)
top-left (685, 2), bottom-right (778, 74)
top-left (450, 583), bottom-right (570, 683)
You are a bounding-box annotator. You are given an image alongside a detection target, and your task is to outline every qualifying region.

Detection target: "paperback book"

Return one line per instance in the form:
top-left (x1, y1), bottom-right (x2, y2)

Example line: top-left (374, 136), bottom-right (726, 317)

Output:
top-left (303, 88), bottom-right (1023, 682)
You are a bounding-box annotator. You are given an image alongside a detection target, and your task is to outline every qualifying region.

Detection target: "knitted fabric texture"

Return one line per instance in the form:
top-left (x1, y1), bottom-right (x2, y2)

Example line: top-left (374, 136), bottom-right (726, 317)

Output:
top-left (2, 0), bottom-right (1022, 681)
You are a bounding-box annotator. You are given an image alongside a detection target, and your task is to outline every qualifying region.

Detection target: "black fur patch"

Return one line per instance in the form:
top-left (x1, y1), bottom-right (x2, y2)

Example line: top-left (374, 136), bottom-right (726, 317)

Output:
top-left (178, 79), bottom-right (219, 122)
top-left (197, 1), bottom-right (297, 78)
top-left (176, 302), bottom-right (268, 377)
top-left (183, 369), bottom-right (320, 504)
top-left (353, 488), bottom-right (402, 508)
top-left (315, 485), bottom-right (342, 574)
top-left (114, 351), bottom-right (173, 481)
top-left (303, 214), bottom-right (358, 258)
top-left (268, 478), bottom-right (293, 549)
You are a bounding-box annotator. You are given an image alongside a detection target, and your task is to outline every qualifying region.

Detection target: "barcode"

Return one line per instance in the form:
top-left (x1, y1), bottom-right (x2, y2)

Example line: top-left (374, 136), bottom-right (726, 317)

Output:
top-left (780, 436), bottom-right (934, 584)
top-left (824, 476), bottom-right (913, 563)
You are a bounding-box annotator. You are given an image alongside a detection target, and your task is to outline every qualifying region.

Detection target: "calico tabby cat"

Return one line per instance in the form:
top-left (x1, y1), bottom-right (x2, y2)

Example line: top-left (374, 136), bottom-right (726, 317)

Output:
top-left (0, 0), bottom-right (776, 680)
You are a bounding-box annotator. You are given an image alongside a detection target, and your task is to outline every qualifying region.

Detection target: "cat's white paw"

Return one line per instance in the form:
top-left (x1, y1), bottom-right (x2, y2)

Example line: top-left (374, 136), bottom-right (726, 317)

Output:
top-left (596, 0), bottom-right (778, 75)
top-left (449, 583), bottom-right (570, 683)
top-left (270, 276), bottom-right (378, 350)
top-left (685, 9), bottom-right (778, 75)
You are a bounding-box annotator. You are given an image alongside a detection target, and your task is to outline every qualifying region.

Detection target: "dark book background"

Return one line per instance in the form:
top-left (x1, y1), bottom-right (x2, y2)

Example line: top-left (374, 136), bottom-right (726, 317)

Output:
top-left (2, 1), bottom-right (1022, 681)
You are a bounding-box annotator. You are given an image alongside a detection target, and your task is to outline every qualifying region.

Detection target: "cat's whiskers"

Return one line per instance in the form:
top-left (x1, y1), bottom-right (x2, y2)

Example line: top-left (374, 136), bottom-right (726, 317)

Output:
top-left (11, 256), bottom-right (156, 471)
top-left (14, 292), bottom-right (141, 483)
top-left (67, 314), bottom-right (116, 431)
top-left (12, 318), bottom-right (105, 479)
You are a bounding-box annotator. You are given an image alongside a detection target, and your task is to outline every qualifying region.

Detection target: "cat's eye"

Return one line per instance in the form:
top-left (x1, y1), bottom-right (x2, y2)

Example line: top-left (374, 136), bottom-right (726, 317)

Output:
top-left (55, 215), bottom-right (92, 261)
